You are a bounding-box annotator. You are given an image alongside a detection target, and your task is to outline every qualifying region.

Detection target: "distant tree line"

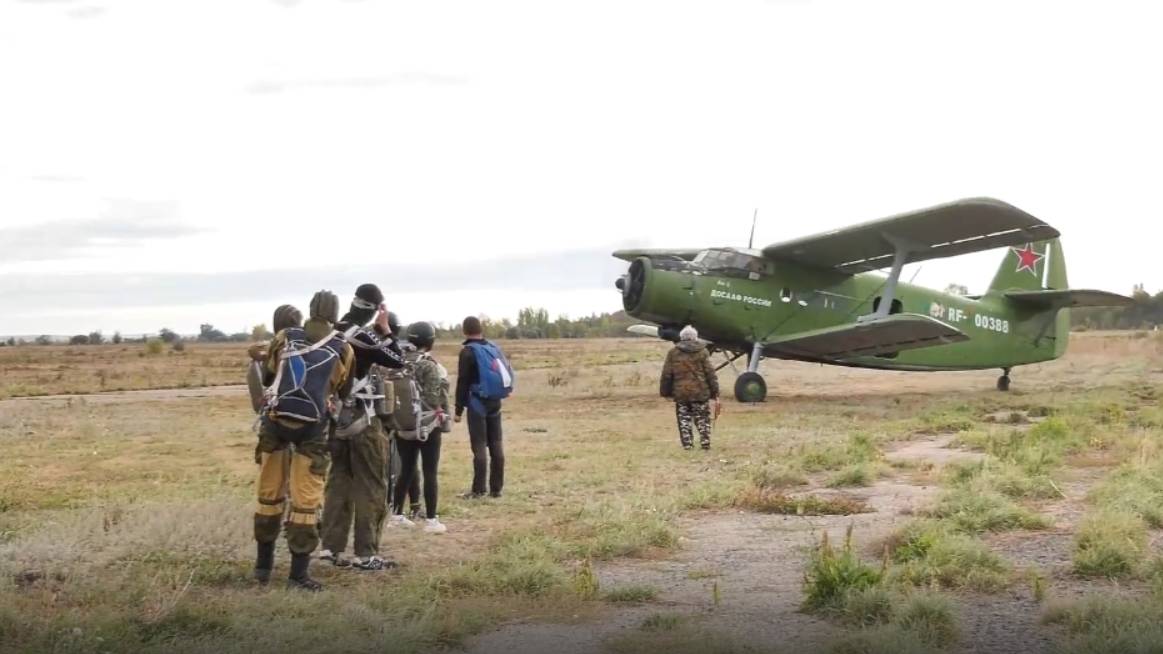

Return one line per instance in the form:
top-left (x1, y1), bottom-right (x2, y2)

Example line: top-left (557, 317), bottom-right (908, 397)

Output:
top-left (1072, 284), bottom-right (1163, 330)
top-left (432, 309), bottom-right (638, 340)
top-left (2, 323), bottom-right (272, 347)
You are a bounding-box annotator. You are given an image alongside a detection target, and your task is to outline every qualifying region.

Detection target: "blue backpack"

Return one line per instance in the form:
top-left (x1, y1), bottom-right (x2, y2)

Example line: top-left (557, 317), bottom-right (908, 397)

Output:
top-left (267, 327), bottom-right (347, 424)
top-left (467, 341), bottom-right (514, 414)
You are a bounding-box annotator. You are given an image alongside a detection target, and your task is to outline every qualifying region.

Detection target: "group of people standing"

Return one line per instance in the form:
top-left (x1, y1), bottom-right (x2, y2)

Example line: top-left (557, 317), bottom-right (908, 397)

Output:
top-left (247, 284), bottom-right (512, 591)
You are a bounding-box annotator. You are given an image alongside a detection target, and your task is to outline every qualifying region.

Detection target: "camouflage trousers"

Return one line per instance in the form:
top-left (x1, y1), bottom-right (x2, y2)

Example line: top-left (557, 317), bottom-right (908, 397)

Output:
top-left (675, 401), bottom-right (712, 449)
top-left (320, 417), bottom-right (389, 558)
top-left (254, 418), bottom-right (330, 555)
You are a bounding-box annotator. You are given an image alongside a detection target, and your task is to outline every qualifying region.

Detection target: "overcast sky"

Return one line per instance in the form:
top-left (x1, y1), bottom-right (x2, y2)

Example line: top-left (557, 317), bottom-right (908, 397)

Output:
top-left (2, 0), bottom-right (1159, 336)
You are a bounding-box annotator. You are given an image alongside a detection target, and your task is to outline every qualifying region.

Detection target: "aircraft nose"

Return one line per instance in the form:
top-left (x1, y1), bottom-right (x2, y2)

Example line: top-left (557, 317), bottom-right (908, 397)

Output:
top-left (622, 258), bottom-right (648, 312)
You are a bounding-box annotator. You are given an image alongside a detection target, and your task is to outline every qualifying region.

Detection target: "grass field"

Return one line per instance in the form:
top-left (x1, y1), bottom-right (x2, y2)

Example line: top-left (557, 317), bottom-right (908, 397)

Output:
top-left (3, 333), bottom-right (1163, 653)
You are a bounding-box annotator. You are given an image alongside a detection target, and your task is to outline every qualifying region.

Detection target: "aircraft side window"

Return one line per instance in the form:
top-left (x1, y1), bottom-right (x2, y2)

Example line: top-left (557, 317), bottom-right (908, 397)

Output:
top-left (780, 288), bottom-right (793, 303)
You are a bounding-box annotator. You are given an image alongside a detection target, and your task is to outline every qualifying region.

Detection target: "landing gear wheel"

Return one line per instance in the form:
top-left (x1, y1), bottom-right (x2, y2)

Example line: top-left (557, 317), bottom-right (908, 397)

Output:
top-left (734, 372), bottom-right (767, 403)
top-left (997, 375), bottom-right (1011, 392)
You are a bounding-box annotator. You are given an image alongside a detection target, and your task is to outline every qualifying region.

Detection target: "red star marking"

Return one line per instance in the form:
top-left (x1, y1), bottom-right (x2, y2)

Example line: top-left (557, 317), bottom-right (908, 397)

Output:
top-left (1012, 243), bottom-right (1044, 277)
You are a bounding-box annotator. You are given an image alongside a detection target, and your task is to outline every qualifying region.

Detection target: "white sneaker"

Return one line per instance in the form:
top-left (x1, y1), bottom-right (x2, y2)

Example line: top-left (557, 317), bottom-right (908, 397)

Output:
top-left (423, 518), bottom-right (447, 534)
top-left (388, 514), bottom-right (415, 528)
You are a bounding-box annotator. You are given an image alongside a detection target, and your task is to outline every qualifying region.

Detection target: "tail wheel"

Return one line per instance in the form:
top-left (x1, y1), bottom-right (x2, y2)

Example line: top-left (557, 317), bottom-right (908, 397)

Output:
top-left (734, 372), bottom-right (767, 403)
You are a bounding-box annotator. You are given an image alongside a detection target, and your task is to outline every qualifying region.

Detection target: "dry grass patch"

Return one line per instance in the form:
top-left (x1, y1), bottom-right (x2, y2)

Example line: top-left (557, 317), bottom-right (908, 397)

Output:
top-left (735, 488), bottom-right (869, 516)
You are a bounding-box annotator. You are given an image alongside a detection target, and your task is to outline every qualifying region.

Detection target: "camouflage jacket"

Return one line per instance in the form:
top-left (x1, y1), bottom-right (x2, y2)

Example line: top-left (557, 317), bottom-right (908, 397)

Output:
top-left (409, 350), bottom-right (451, 415)
top-left (660, 342), bottom-right (719, 402)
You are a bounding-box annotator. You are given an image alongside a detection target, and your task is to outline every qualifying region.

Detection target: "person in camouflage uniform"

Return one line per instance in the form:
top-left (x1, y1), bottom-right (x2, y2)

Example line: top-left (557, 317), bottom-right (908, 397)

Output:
top-left (253, 291), bottom-right (354, 591)
top-left (659, 325), bottom-right (720, 450)
top-left (318, 284), bottom-right (406, 572)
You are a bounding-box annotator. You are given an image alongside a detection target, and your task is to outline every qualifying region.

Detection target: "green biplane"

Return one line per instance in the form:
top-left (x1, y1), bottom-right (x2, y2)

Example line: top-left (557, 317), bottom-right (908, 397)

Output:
top-left (613, 197), bottom-right (1133, 402)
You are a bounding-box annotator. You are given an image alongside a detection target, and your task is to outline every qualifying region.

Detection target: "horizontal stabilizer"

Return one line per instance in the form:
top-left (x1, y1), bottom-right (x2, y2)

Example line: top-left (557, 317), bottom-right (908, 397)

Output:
top-left (762, 198), bottom-right (1058, 273)
top-left (1005, 289), bottom-right (1135, 309)
top-left (764, 313), bottom-right (968, 360)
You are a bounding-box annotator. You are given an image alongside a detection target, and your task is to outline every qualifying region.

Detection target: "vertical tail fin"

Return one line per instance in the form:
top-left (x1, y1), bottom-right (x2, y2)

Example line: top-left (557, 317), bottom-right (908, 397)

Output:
top-left (991, 238), bottom-right (1071, 357)
top-left (988, 239), bottom-right (1067, 293)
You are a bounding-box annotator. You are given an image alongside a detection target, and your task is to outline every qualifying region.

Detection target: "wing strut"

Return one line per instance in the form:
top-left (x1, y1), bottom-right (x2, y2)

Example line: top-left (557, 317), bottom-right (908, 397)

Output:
top-left (858, 234), bottom-right (922, 322)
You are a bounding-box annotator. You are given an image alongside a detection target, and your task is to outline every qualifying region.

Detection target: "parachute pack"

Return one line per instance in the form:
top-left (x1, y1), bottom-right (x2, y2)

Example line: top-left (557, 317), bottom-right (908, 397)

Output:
top-left (467, 340), bottom-right (514, 415)
top-left (388, 350), bottom-right (449, 441)
top-left (265, 327), bottom-right (348, 424)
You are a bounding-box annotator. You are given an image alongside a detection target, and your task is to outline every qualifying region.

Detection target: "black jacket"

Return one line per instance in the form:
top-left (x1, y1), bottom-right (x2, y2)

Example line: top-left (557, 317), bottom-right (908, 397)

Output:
top-left (336, 321), bottom-right (406, 386)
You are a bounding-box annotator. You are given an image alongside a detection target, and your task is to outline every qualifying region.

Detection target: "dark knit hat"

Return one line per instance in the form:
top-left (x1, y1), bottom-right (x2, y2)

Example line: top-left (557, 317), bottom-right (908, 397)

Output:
top-left (351, 283), bottom-right (384, 311)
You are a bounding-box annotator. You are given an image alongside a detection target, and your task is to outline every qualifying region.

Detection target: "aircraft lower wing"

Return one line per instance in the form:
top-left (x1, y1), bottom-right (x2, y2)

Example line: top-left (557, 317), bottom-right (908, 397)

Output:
top-left (763, 313), bottom-right (968, 360)
top-left (1005, 289), bottom-right (1134, 309)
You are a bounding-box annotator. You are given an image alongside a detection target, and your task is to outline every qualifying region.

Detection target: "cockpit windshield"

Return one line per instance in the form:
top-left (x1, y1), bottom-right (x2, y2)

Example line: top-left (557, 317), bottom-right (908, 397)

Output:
top-left (694, 249), bottom-right (769, 276)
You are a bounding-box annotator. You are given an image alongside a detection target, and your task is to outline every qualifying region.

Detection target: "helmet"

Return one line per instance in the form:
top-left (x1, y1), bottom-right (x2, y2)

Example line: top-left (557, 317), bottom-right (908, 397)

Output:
top-left (309, 290), bottom-right (340, 324)
top-left (272, 305), bottom-right (302, 333)
top-left (387, 311), bottom-right (402, 336)
top-left (405, 321), bottom-right (436, 349)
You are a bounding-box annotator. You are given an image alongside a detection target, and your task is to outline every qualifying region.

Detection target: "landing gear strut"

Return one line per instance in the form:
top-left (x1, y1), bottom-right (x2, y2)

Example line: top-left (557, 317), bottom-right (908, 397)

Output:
top-left (734, 343), bottom-right (768, 403)
top-left (997, 367), bottom-right (1012, 392)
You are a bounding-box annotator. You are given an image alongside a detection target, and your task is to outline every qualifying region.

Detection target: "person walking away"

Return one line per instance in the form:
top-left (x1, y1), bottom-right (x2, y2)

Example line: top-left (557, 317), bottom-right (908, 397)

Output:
top-left (253, 291), bottom-right (353, 591)
top-left (388, 321), bottom-right (451, 532)
top-left (317, 284), bottom-right (407, 571)
top-left (454, 316), bottom-right (514, 498)
top-left (660, 325), bottom-right (720, 450)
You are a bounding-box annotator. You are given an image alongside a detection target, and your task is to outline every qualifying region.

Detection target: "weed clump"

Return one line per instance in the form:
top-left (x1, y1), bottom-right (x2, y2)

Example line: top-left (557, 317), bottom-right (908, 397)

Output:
top-left (431, 532), bottom-right (569, 598)
top-left (1089, 462), bottom-right (1163, 528)
top-left (888, 522), bottom-right (1010, 592)
top-left (1043, 594), bottom-right (1163, 654)
top-left (802, 527), bottom-right (883, 612)
top-left (830, 628), bottom-right (939, 654)
top-left (928, 487), bottom-right (1049, 533)
top-left (827, 463), bottom-right (884, 488)
top-left (604, 585), bottom-right (659, 603)
top-left (893, 593), bottom-right (959, 647)
top-left (751, 463), bottom-right (808, 490)
top-left (799, 433), bottom-right (882, 472)
top-left (1073, 511), bottom-right (1148, 579)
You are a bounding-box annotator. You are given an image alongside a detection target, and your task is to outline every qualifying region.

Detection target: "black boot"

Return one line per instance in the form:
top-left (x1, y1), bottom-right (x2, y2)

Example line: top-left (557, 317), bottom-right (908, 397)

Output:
top-left (254, 541), bottom-right (275, 584)
top-left (287, 552), bottom-right (323, 592)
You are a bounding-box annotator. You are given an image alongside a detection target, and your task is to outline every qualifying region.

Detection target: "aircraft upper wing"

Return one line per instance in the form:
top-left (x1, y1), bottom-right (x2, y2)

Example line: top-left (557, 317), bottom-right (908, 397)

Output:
top-left (762, 313), bottom-right (968, 360)
top-left (612, 248), bottom-right (702, 262)
top-left (762, 198), bottom-right (1059, 274)
top-left (1005, 289), bottom-right (1135, 309)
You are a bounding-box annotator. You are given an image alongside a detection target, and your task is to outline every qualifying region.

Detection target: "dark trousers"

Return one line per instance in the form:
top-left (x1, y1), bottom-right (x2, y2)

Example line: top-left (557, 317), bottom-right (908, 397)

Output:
top-left (468, 404), bottom-right (504, 496)
top-left (393, 433), bottom-right (442, 519)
